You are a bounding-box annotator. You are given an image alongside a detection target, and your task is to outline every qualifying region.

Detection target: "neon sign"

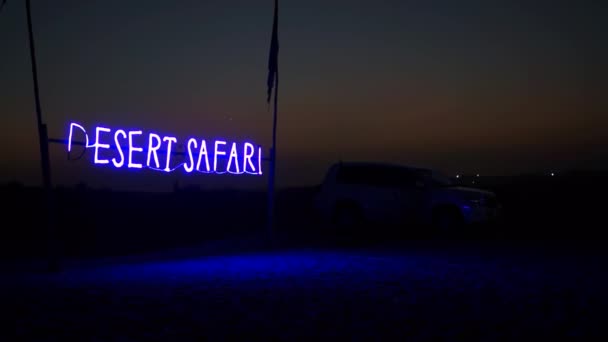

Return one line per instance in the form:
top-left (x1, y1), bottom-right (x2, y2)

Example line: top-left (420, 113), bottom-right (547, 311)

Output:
top-left (67, 122), bottom-right (263, 175)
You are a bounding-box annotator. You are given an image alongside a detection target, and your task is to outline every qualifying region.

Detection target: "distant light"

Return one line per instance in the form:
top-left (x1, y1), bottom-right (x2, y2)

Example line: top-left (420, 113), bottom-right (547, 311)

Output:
top-left (550, 172), bottom-right (555, 177)
top-left (476, 174), bottom-right (480, 177)
top-left (456, 174), bottom-right (460, 179)
top-left (472, 180), bottom-right (475, 184)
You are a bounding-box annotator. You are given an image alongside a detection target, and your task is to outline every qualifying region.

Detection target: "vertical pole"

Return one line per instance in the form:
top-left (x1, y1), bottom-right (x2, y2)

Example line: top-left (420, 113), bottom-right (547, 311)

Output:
top-left (267, 68), bottom-right (279, 241)
top-left (25, 0), bottom-right (43, 129)
top-left (26, 0), bottom-right (58, 271)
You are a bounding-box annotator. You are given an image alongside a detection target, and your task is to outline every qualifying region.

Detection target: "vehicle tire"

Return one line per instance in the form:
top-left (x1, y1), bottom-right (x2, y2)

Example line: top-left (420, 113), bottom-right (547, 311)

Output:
top-left (432, 206), bottom-right (464, 238)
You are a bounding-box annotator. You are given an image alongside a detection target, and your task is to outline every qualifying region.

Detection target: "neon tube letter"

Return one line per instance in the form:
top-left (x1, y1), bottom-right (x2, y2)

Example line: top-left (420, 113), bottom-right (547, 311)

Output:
top-left (227, 142), bottom-right (240, 174)
top-left (196, 140), bottom-right (211, 172)
top-left (213, 140), bottom-right (226, 173)
top-left (258, 147), bottom-right (263, 175)
top-left (243, 142), bottom-right (255, 174)
top-left (163, 136), bottom-right (177, 172)
top-left (68, 122), bottom-right (88, 152)
top-left (128, 130), bottom-right (143, 169)
top-left (112, 129), bottom-right (127, 168)
top-left (94, 126), bottom-right (111, 164)
top-left (184, 138), bottom-right (198, 173)
top-left (146, 133), bottom-right (162, 169)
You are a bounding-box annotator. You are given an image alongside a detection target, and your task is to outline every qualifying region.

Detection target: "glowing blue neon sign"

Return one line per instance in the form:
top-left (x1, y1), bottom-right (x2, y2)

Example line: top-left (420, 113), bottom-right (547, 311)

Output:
top-left (67, 122), bottom-right (263, 175)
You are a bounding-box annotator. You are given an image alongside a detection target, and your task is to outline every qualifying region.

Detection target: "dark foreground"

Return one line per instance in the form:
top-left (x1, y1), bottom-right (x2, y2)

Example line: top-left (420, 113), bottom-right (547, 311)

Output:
top-left (3, 172), bottom-right (608, 339)
top-left (4, 239), bottom-right (608, 340)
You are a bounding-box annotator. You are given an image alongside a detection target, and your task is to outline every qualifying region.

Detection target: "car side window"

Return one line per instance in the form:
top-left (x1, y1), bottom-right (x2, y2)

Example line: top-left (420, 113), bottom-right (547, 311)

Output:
top-left (336, 165), bottom-right (373, 186)
top-left (392, 168), bottom-right (419, 188)
top-left (336, 165), bottom-right (418, 189)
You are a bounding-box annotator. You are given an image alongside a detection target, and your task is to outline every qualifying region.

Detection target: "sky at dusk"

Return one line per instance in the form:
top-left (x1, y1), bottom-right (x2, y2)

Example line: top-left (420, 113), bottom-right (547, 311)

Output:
top-left (1, 0), bottom-right (606, 191)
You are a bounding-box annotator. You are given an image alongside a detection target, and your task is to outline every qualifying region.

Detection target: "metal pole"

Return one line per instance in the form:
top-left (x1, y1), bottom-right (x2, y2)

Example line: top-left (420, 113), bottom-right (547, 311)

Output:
top-left (266, 0), bottom-right (279, 243)
top-left (267, 67), bottom-right (279, 241)
top-left (26, 0), bottom-right (58, 272)
top-left (25, 0), bottom-right (43, 129)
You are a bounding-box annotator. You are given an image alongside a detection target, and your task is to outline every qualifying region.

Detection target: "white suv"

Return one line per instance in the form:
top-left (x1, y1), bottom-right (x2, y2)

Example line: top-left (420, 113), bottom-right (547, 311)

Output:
top-left (314, 162), bottom-right (501, 232)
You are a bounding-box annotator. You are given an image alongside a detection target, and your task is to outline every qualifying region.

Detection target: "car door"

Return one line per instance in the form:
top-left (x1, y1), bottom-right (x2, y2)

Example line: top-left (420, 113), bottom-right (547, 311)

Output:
top-left (391, 168), bottom-right (425, 224)
top-left (350, 165), bottom-right (403, 224)
top-left (369, 166), bottom-right (420, 225)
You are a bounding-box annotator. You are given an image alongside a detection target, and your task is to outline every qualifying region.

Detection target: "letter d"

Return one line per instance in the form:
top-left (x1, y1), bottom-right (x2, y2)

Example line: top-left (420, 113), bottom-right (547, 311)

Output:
top-left (68, 122), bottom-right (89, 152)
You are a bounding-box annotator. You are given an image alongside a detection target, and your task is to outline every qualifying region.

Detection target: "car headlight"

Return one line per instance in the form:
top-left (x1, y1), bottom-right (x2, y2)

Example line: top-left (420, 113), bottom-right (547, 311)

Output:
top-left (463, 193), bottom-right (483, 205)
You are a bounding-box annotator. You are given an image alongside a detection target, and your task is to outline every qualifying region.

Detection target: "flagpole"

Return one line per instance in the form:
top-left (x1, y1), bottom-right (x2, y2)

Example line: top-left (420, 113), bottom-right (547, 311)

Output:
top-left (267, 67), bottom-right (278, 240)
top-left (25, 0), bottom-right (59, 272)
top-left (266, 0), bottom-right (279, 242)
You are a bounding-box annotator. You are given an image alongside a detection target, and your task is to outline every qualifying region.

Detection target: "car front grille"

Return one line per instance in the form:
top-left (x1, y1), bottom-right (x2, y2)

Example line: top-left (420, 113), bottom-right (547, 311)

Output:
top-left (484, 197), bottom-right (499, 208)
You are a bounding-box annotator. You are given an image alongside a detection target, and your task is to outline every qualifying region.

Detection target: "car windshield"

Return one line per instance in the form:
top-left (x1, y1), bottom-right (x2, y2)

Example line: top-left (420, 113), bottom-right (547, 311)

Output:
top-left (431, 171), bottom-right (453, 187)
top-left (417, 169), bottom-right (452, 187)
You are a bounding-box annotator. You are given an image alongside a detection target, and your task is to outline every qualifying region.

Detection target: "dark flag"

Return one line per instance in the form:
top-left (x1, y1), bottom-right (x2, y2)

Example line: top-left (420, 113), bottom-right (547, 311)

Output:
top-left (266, 0), bottom-right (279, 103)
